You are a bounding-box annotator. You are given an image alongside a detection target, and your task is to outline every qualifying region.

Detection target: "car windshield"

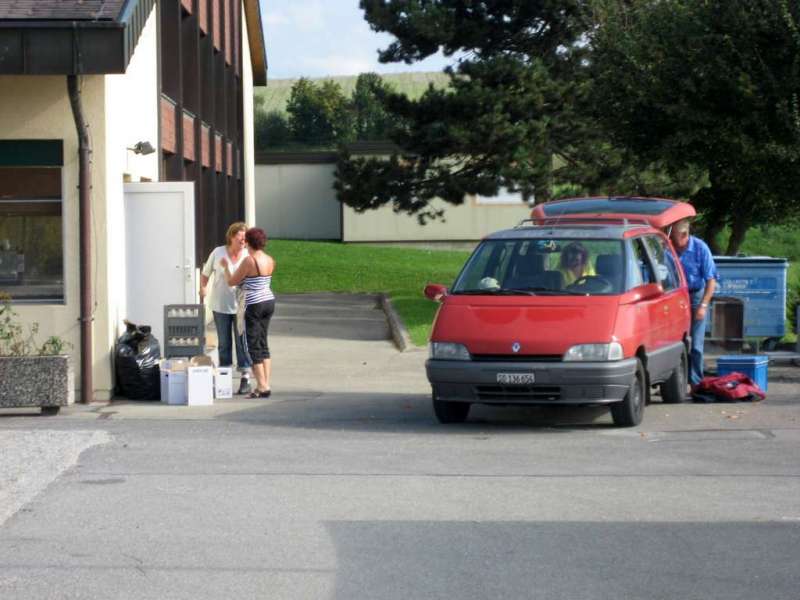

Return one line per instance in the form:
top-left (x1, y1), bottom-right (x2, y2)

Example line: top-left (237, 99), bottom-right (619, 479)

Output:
top-left (452, 238), bottom-right (626, 296)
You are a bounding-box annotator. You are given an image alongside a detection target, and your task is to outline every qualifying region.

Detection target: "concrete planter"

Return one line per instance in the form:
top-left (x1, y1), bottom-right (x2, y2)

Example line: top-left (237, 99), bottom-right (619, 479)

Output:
top-left (0, 356), bottom-right (74, 415)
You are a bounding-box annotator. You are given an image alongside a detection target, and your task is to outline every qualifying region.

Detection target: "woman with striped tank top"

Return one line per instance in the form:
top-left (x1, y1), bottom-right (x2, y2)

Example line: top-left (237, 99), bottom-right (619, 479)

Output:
top-left (221, 227), bottom-right (276, 398)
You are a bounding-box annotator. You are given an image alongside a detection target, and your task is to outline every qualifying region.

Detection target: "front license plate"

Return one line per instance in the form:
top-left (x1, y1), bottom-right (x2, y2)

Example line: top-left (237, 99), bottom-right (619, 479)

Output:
top-left (497, 372), bottom-right (535, 385)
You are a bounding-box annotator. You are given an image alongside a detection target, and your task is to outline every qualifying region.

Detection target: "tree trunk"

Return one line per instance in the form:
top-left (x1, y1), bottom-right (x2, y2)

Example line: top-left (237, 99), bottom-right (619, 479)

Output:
top-left (725, 219), bottom-right (750, 256)
top-left (702, 219), bottom-right (725, 255)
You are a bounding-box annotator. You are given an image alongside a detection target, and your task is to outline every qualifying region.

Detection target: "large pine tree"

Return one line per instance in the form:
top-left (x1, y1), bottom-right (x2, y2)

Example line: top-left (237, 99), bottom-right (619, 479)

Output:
top-left (335, 1), bottom-right (593, 222)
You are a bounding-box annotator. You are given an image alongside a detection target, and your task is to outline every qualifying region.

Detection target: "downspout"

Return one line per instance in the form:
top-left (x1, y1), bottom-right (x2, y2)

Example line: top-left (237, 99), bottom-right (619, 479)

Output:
top-left (67, 75), bottom-right (93, 405)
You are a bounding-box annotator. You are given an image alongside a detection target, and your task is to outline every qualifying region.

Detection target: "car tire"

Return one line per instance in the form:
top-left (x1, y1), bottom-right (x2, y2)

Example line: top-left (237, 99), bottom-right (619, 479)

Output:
top-left (660, 349), bottom-right (688, 404)
top-left (611, 359), bottom-right (645, 427)
top-left (432, 390), bottom-right (470, 424)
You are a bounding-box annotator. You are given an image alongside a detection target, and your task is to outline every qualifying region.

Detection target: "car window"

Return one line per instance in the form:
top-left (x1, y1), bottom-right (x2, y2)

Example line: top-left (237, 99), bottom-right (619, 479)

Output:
top-left (643, 235), bottom-right (680, 291)
top-left (630, 238), bottom-right (655, 288)
top-left (456, 240), bottom-right (516, 290)
top-left (452, 238), bottom-right (625, 295)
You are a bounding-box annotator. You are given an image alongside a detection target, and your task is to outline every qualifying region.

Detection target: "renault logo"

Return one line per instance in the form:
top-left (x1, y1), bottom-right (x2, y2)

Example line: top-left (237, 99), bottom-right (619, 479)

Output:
top-left (511, 342), bottom-right (521, 353)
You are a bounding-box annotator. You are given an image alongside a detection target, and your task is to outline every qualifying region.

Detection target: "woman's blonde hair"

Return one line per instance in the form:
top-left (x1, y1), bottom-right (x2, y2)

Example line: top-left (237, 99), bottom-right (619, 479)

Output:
top-left (225, 221), bottom-right (247, 245)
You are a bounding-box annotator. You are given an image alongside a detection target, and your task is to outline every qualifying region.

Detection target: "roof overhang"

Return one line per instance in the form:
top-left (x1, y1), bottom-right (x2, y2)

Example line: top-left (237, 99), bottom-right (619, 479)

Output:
top-left (0, 0), bottom-right (155, 75)
top-left (243, 0), bottom-right (267, 86)
top-left (0, 0), bottom-right (266, 82)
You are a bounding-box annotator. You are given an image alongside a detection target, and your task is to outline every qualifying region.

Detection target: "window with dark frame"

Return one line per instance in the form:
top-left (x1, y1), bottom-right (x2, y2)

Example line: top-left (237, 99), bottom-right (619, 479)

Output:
top-left (0, 164), bottom-right (64, 303)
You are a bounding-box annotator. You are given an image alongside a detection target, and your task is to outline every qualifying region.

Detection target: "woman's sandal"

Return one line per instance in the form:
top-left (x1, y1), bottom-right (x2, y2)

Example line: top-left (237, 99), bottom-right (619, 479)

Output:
top-left (247, 389), bottom-right (271, 399)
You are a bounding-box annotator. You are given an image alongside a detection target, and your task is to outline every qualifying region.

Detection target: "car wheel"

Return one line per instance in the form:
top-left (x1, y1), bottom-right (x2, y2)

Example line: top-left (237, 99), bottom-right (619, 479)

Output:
top-left (432, 389), bottom-right (470, 424)
top-left (40, 406), bottom-right (61, 416)
top-left (660, 349), bottom-right (688, 404)
top-left (611, 359), bottom-right (645, 427)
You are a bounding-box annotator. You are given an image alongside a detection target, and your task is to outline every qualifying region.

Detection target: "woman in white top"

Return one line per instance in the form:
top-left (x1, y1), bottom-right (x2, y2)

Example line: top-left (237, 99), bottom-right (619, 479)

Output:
top-left (200, 222), bottom-right (252, 395)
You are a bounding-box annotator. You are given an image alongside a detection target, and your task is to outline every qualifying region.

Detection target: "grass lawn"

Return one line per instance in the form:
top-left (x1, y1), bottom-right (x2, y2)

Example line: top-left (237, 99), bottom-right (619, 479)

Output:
top-left (267, 240), bottom-right (471, 346)
top-left (257, 72), bottom-right (450, 115)
top-left (266, 225), bottom-right (800, 347)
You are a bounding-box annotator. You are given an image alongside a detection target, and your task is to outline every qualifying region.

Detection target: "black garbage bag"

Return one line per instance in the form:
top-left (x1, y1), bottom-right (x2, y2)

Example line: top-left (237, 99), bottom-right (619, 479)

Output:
top-left (115, 320), bottom-right (161, 400)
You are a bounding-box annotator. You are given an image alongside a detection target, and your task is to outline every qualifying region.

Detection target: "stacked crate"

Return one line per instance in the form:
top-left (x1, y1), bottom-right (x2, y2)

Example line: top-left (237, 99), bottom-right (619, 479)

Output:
top-left (163, 304), bottom-right (205, 358)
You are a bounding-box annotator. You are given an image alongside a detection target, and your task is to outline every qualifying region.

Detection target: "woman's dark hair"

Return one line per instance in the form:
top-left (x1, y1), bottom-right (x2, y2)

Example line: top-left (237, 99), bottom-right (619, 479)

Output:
top-left (245, 227), bottom-right (267, 250)
top-left (559, 242), bottom-right (588, 269)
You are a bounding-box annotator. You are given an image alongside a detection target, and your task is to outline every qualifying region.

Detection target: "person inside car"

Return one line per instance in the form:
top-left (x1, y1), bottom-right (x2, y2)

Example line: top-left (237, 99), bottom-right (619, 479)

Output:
top-left (558, 242), bottom-right (596, 286)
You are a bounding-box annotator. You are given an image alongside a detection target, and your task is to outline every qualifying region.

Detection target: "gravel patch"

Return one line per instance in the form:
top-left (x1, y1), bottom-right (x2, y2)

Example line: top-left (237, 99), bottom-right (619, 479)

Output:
top-left (0, 430), bottom-right (110, 527)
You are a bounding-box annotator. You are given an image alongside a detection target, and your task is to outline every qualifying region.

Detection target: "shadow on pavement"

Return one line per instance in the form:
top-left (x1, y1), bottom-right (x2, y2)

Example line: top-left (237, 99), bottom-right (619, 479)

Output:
top-left (270, 293), bottom-right (391, 342)
top-left (325, 520), bottom-right (800, 600)
top-left (217, 390), bottom-right (620, 433)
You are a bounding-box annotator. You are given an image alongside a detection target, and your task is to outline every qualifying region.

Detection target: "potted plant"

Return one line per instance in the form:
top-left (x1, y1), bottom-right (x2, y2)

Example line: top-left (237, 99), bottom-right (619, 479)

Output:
top-left (0, 294), bottom-right (73, 415)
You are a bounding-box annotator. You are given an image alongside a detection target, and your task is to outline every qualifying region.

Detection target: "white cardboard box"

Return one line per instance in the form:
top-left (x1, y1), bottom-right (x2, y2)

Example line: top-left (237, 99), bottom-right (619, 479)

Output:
top-left (187, 366), bottom-right (214, 406)
top-left (214, 367), bottom-right (233, 399)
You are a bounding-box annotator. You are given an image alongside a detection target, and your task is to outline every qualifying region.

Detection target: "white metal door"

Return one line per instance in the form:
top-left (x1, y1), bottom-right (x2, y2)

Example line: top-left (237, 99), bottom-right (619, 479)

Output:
top-left (124, 182), bottom-right (195, 348)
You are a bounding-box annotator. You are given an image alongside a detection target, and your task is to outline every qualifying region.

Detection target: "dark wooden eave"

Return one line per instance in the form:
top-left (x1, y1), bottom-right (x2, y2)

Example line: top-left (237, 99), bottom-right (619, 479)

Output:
top-left (0, 0), bottom-right (267, 83)
top-left (243, 0), bottom-right (267, 86)
top-left (0, 0), bottom-right (155, 75)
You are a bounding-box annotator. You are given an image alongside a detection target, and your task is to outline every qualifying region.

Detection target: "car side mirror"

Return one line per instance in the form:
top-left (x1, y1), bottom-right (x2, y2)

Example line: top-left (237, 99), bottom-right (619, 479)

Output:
top-left (634, 283), bottom-right (663, 301)
top-left (424, 283), bottom-right (448, 302)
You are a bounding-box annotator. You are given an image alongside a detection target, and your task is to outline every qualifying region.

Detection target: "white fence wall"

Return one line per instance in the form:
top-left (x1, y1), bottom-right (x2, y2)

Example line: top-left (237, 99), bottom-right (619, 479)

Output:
top-left (254, 162), bottom-right (532, 241)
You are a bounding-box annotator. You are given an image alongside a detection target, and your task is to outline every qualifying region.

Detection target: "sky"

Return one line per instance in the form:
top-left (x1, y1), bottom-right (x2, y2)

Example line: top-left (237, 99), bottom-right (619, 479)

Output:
top-left (259, 0), bottom-right (452, 79)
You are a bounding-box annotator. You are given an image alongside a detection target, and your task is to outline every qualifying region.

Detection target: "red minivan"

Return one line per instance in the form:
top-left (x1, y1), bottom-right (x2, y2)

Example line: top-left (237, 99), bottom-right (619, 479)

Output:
top-left (424, 197), bottom-right (694, 427)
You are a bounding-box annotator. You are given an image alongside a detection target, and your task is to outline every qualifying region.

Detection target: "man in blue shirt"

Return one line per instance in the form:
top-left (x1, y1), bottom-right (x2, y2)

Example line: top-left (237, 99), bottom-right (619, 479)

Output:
top-left (670, 219), bottom-right (717, 387)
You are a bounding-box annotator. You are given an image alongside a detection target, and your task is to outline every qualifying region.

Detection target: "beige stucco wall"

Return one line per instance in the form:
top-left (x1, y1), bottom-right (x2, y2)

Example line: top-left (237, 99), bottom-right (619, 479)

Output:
top-left (343, 197), bottom-right (532, 242)
top-left (0, 3), bottom-right (158, 401)
top-left (242, 3), bottom-right (257, 227)
top-left (0, 74), bottom-right (103, 398)
top-left (255, 163), bottom-right (341, 239)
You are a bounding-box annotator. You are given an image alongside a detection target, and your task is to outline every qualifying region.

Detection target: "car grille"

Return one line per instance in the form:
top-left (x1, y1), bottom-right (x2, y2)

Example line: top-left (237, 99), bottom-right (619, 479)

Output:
top-left (475, 385), bottom-right (562, 402)
top-left (471, 355), bottom-right (562, 363)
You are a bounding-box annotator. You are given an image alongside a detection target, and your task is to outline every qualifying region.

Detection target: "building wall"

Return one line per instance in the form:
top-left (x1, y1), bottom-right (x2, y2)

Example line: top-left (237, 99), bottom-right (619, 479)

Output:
top-left (159, 0), bottom-right (247, 263)
top-left (241, 2), bottom-right (256, 227)
top-left (254, 162), bottom-right (531, 241)
top-left (255, 163), bottom-right (341, 239)
top-left (342, 197), bottom-right (532, 242)
top-left (100, 4), bottom-right (160, 399)
top-left (0, 3), bottom-right (159, 401)
top-left (0, 74), bottom-right (104, 397)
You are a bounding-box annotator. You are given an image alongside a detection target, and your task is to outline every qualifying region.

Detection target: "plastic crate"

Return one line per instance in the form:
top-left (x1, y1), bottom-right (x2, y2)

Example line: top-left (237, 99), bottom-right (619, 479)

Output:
top-left (164, 304), bottom-right (205, 358)
top-left (716, 355), bottom-right (769, 392)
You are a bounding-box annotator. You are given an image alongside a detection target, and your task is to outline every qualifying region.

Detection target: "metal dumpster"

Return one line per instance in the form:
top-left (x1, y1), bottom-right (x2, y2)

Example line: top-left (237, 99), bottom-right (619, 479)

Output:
top-left (707, 256), bottom-right (789, 346)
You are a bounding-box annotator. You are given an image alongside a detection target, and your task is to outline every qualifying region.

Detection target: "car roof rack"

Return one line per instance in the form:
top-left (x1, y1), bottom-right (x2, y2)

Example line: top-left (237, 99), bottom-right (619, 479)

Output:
top-left (515, 216), bottom-right (651, 229)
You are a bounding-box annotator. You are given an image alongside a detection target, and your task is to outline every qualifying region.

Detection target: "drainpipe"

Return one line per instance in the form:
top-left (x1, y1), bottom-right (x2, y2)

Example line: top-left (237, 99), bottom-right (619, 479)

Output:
top-left (67, 75), bottom-right (93, 404)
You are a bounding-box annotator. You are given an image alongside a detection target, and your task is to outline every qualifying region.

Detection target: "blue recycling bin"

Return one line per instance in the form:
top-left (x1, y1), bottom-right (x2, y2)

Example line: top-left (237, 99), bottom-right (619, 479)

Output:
top-left (708, 257), bottom-right (789, 341)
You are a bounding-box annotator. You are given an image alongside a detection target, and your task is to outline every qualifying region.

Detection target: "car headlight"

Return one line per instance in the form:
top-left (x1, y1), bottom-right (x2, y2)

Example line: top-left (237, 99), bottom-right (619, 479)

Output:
top-left (429, 342), bottom-right (471, 361)
top-left (563, 342), bottom-right (624, 362)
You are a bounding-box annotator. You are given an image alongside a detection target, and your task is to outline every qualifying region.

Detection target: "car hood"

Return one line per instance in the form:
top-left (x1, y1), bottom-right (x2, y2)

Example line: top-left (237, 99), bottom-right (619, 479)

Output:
top-left (431, 296), bottom-right (619, 356)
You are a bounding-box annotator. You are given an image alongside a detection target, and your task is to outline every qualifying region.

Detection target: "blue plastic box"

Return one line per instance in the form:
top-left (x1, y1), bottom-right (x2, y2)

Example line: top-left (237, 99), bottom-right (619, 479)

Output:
top-left (716, 355), bottom-right (769, 392)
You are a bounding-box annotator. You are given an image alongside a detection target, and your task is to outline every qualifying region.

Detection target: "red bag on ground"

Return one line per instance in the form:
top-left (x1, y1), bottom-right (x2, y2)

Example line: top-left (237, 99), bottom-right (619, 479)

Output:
top-left (692, 372), bottom-right (766, 403)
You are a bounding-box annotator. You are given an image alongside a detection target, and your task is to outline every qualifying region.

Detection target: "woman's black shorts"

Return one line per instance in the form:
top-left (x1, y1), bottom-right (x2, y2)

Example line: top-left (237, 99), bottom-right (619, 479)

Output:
top-left (244, 299), bottom-right (275, 362)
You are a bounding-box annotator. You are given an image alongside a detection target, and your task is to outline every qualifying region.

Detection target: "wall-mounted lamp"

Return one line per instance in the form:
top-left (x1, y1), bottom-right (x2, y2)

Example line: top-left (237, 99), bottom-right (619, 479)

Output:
top-left (128, 141), bottom-right (155, 155)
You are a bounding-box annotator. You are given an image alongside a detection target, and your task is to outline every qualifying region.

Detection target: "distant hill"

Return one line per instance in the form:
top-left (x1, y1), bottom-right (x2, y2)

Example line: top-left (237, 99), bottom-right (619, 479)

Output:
top-left (256, 71), bottom-right (450, 114)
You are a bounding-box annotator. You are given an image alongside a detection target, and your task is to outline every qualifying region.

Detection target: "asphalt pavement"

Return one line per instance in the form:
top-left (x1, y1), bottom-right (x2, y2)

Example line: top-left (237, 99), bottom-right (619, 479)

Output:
top-left (1, 293), bottom-right (799, 599)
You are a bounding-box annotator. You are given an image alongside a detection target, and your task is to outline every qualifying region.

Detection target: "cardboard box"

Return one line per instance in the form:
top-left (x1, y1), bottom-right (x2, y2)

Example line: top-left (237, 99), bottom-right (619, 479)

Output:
top-left (160, 359), bottom-right (188, 405)
top-left (161, 370), bottom-right (187, 405)
top-left (187, 366), bottom-right (214, 406)
top-left (190, 355), bottom-right (214, 367)
top-left (215, 367), bottom-right (233, 399)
